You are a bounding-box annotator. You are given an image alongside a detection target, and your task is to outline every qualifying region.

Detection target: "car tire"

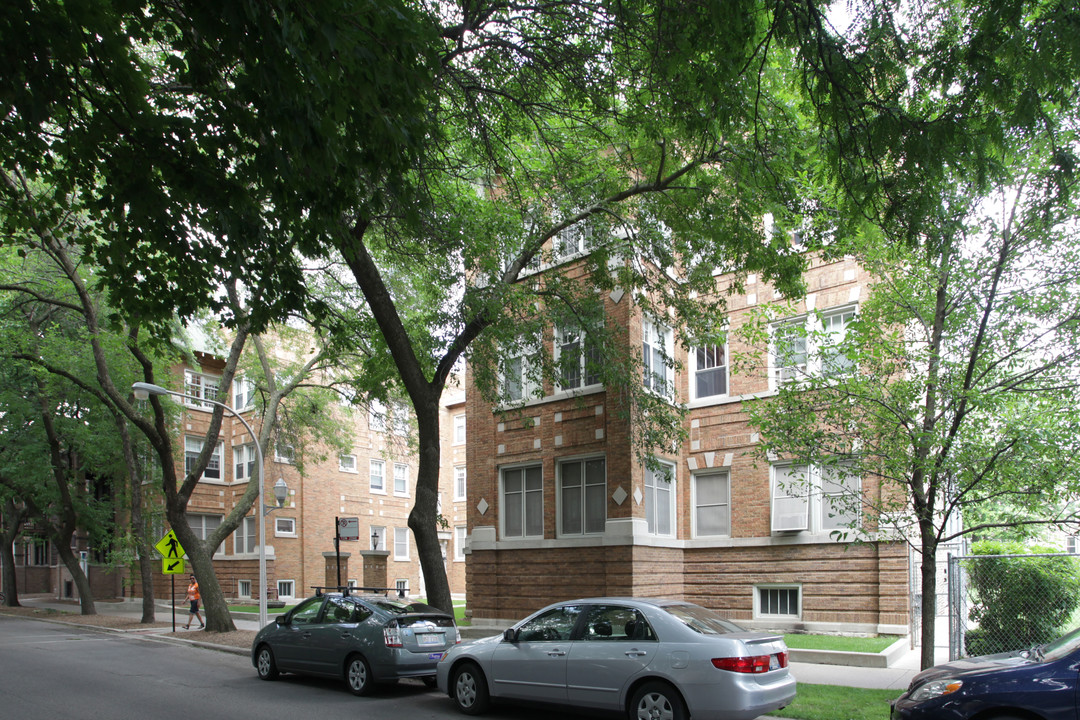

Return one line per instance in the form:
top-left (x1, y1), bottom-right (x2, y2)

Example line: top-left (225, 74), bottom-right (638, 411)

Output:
top-left (255, 645), bottom-right (279, 681)
top-left (451, 661), bottom-right (490, 715)
top-left (629, 681), bottom-right (687, 720)
top-left (345, 654), bottom-right (374, 696)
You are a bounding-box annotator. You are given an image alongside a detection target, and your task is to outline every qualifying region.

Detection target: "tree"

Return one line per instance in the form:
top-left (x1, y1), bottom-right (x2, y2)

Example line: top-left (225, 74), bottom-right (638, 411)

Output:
top-left (744, 127), bottom-right (1080, 667)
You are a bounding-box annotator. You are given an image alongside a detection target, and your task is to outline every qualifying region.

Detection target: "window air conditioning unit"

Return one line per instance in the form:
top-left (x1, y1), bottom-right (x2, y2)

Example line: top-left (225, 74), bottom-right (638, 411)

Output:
top-left (774, 513), bottom-right (808, 532)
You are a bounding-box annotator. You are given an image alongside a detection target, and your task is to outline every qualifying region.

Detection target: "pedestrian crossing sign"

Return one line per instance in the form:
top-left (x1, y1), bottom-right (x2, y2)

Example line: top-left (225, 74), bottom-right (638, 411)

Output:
top-left (162, 558), bottom-right (185, 574)
top-left (155, 529), bottom-right (186, 559)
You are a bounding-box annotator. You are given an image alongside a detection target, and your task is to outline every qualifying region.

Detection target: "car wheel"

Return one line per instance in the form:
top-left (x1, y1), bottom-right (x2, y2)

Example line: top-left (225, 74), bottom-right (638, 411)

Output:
top-left (629, 681), bottom-right (687, 720)
top-left (255, 645), bottom-right (279, 681)
top-left (451, 661), bottom-right (490, 715)
top-left (345, 654), bottom-right (373, 696)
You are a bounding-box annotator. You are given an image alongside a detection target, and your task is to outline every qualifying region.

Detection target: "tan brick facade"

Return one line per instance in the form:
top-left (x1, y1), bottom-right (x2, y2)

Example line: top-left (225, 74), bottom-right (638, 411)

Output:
top-left (465, 255), bottom-right (911, 635)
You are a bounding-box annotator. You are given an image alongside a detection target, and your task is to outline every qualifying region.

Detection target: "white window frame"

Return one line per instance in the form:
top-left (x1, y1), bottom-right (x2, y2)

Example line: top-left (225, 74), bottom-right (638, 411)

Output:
top-left (771, 317), bottom-right (809, 386)
top-left (820, 306), bottom-right (857, 376)
top-left (233, 443), bottom-right (257, 483)
top-left (273, 442), bottom-right (295, 465)
top-left (454, 526), bottom-right (467, 561)
top-left (238, 579), bottom-right (252, 599)
top-left (369, 399), bottom-right (386, 432)
top-left (453, 414), bottom-right (466, 445)
top-left (188, 513), bottom-right (224, 556)
top-left (233, 515), bottom-right (258, 555)
top-left (370, 459), bottom-right (386, 494)
top-left (755, 584), bottom-right (802, 620)
top-left (691, 470), bottom-right (731, 538)
top-left (233, 377), bottom-right (255, 411)
top-left (391, 401), bottom-right (409, 437)
top-left (339, 453), bottom-right (357, 473)
top-left (183, 370), bottom-right (220, 410)
top-left (772, 463), bottom-right (811, 532)
top-left (644, 461), bottom-right (676, 537)
top-left (501, 464), bottom-right (544, 540)
top-left (555, 324), bottom-right (602, 392)
top-left (185, 436), bottom-right (223, 482)
top-left (393, 527), bottom-right (410, 561)
top-left (690, 343), bottom-right (729, 401)
top-left (820, 461), bottom-right (862, 531)
top-left (642, 318), bottom-right (673, 399)
top-left (275, 517), bottom-right (296, 537)
top-left (395, 578), bottom-right (409, 596)
top-left (370, 525), bottom-right (386, 551)
top-left (394, 462), bottom-right (409, 496)
top-left (453, 465), bottom-right (467, 502)
top-left (277, 580), bottom-right (295, 601)
top-left (557, 456), bottom-right (607, 537)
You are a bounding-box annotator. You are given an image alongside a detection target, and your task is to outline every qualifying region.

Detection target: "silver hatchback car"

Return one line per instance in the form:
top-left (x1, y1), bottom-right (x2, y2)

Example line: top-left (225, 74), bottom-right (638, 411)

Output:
top-left (252, 589), bottom-right (458, 695)
top-left (436, 597), bottom-right (795, 720)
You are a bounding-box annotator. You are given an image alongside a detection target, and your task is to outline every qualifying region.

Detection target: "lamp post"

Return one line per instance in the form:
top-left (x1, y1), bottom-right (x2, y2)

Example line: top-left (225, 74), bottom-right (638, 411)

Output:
top-left (132, 381), bottom-right (276, 628)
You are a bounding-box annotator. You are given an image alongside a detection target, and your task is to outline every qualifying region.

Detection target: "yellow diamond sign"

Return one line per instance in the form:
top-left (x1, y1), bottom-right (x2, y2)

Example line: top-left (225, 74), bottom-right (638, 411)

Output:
top-left (155, 529), bottom-right (185, 559)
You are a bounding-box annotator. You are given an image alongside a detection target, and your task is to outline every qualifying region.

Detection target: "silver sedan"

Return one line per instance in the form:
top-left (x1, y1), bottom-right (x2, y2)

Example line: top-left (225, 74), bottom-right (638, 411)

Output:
top-left (437, 597), bottom-right (795, 720)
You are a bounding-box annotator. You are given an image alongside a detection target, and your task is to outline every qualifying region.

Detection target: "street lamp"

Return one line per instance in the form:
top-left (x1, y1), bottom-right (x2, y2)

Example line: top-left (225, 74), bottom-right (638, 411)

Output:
top-left (132, 381), bottom-right (274, 628)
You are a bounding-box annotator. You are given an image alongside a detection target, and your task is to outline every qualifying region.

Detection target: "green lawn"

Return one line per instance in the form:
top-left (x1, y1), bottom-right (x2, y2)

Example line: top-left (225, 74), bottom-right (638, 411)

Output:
top-left (769, 683), bottom-right (901, 720)
top-left (784, 634), bottom-right (902, 653)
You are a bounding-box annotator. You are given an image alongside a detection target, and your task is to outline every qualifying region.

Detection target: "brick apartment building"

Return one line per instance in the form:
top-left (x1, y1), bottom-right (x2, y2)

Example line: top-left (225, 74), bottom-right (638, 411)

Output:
top-left (464, 252), bottom-right (910, 636)
top-left (158, 353), bottom-right (470, 604)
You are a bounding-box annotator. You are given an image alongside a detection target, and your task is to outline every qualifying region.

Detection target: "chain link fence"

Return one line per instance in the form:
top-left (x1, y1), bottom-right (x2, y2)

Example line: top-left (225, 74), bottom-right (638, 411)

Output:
top-left (947, 552), bottom-right (1080, 660)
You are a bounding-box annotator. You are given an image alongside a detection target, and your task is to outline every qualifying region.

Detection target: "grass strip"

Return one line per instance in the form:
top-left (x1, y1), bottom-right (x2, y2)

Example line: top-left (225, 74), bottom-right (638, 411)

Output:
top-left (768, 683), bottom-right (901, 720)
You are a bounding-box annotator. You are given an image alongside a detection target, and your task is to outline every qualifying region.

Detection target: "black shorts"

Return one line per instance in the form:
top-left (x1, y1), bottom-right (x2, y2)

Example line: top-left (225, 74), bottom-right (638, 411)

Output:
top-left (189, 600), bottom-right (200, 613)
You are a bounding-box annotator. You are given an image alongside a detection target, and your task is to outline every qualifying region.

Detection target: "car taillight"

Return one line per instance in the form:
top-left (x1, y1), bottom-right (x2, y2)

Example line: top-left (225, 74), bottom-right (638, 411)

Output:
top-left (712, 652), bottom-right (786, 674)
top-left (383, 621), bottom-right (402, 648)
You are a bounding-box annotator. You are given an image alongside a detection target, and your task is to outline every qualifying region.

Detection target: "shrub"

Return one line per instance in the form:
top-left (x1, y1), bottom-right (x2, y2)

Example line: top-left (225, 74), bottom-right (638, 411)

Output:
top-left (964, 541), bottom-right (1080, 656)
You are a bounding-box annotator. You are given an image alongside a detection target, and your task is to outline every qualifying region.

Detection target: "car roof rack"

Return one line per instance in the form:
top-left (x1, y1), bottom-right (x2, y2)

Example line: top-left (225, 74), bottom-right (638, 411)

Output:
top-left (311, 585), bottom-right (407, 599)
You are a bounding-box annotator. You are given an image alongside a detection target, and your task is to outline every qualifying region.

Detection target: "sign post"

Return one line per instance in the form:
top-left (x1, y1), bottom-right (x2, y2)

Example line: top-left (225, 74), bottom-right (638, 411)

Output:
top-left (155, 530), bottom-right (187, 632)
top-left (335, 517), bottom-right (359, 589)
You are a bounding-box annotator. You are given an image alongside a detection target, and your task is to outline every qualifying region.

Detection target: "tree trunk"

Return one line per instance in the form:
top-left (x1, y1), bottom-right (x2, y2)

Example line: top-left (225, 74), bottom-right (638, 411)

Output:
top-left (408, 394), bottom-right (452, 613)
top-left (1, 499), bottom-right (24, 607)
top-left (54, 541), bottom-right (96, 615)
top-left (919, 540), bottom-right (939, 669)
top-left (165, 508), bottom-right (236, 632)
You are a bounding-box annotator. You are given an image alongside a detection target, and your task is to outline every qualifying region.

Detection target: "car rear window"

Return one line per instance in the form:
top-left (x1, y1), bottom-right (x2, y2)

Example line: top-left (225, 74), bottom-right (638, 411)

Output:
top-left (664, 604), bottom-right (745, 635)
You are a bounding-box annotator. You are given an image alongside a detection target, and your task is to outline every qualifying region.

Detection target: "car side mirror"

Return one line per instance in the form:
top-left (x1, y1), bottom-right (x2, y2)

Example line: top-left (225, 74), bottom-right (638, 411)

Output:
top-left (503, 628), bottom-right (519, 643)
top-left (275, 615), bottom-right (288, 626)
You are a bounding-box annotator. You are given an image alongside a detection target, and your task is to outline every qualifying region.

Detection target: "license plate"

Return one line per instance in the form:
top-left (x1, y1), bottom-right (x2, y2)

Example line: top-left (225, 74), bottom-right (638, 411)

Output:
top-left (769, 654), bottom-right (780, 671)
top-left (418, 633), bottom-right (442, 646)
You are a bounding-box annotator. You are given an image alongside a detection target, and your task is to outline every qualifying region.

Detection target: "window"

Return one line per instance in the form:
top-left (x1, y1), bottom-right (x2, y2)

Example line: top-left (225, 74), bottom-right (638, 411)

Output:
top-left (502, 464), bottom-right (544, 539)
top-left (772, 463), bottom-right (810, 532)
top-left (395, 579), bottom-right (409, 596)
top-left (339, 453), bottom-right (357, 473)
top-left (644, 462), bottom-right (676, 536)
top-left (277, 580), bottom-right (295, 600)
top-left (756, 585), bottom-right (801, 619)
top-left (453, 414), bottom-right (466, 445)
top-left (370, 459), bottom-right (385, 493)
top-left (371, 526), bottom-right (386, 551)
top-left (234, 516), bottom-right (257, 555)
top-left (454, 465), bottom-right (467, 501)
top-left (692, 344), bottom-right (728, 400)
top-left (275, 517), bottom-right (296, 537)
top-left (556, 324), bottom-right (602, 391)
top-left (233, 377), bottom-right (255, 410)
top-left (394, 527), bottom-right (409, 560)
top-left (185, 437), bottom-right (223, 481)
top-left (821, 307), bottom-right (856, 375)
top-left (1069, 536), bottom-right (1079, 554)
top-left (369, 399), bottom-right (386, 432)
top-left (559, 457), bottom-right (606, 536)
top-left (273, 442), bottom-right (295, 465)
top-left (454, 526), bottom-right (467, 561)
top-left (693, 471), bottom-right (730, 537)
top-left (238, 579), bottom-right (251, 598)
top-left (394, 463), bottom-right (409, 496)
top-left (391, 402), bottom-right (410, 437)
top-left (516, 604), bottom-right (585, 642)
top-left (642, 319), bottom-right (673, 398)
top-left (27, 539), bottom-right (50, 566)
top-left (553, 214), bottom-right (595, 259)
top-left (188, 514), bottom-right (224, 555)
top-left (582, 605), bottom-right (656, 642)
top-left (821, 462), bottom-right (861, 530)
top-left (233, 444), bottom-right (256, 482)
top-left (183, 370), bottom-right (220, 410)
top-left (503, 337), bottom-right (540, 402)
top-left (772, 319), bottom-right (808, 384)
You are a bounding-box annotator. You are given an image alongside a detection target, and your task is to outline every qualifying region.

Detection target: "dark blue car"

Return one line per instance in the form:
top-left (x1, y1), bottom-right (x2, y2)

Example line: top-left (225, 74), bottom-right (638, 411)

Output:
top-left (891, 626), bottom-right (1080, 719)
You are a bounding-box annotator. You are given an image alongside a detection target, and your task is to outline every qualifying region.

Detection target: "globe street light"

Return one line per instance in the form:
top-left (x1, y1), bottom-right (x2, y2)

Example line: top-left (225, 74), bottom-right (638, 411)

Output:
top-left (132, 381), bottom-right (278, 628)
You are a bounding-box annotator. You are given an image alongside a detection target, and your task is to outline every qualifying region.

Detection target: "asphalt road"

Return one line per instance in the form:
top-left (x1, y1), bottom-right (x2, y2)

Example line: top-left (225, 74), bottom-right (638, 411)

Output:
top-left (0, 615), bottom-right (615, 720)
